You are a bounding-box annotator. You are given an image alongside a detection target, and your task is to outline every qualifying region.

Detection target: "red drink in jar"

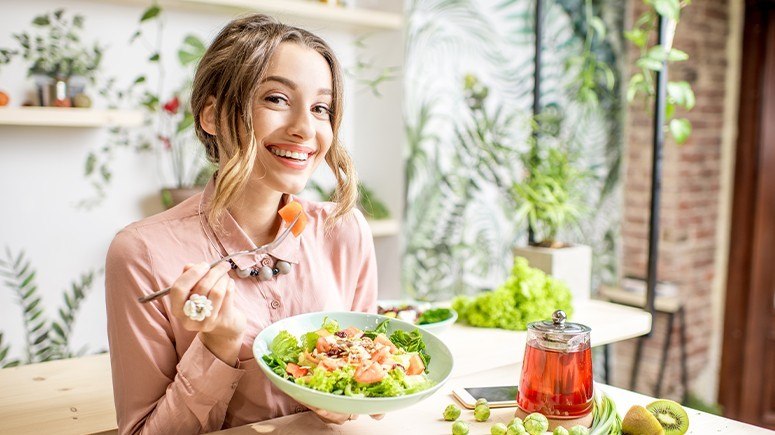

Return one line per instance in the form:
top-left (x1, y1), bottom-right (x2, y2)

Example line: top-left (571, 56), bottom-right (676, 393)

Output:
top-left (517, 310), bottom-right (594, 419)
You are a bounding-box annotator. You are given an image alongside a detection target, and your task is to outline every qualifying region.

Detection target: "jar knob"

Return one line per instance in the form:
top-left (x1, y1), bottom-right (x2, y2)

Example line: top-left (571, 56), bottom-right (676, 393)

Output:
top-left (552, 310), bottom-right (567, 326)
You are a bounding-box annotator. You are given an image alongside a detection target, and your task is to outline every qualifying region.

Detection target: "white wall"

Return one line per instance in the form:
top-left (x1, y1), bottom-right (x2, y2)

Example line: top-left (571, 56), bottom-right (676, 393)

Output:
top-left (0, 0), bottom-right (404, 362)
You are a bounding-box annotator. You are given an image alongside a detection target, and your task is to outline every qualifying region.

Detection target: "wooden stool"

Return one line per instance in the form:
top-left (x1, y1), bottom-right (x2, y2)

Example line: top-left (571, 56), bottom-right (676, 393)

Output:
top-left (598, 286), bottom-right (688, 400)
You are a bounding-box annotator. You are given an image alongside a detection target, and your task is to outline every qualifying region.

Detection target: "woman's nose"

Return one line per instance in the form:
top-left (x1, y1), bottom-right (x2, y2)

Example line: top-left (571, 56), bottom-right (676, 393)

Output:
top-left (286, 107), bottom-right (315, 140)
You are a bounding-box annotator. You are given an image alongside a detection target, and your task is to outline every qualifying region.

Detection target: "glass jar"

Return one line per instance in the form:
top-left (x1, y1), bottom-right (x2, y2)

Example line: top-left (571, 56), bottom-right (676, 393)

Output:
top-left (517, 310), bottom-right (594, 418)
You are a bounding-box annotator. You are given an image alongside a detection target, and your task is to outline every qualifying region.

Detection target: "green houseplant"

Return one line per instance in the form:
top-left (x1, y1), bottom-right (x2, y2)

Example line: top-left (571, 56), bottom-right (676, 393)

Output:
top-left (308, 180), bottom-right (391, 220)
top-left (513, 145), bottom-right (589, 249)
top-left (80, 4), bottom-right (212, 208)
top-left (131, 5), bottom-right (212, 208)
top-left (511, 112), bottom-right (595, 303)
top-left (625, 0), bottom-right (695, 144)
top-left (0, 248), bottom-right (98, 367)
top-left (7, 9), bottom-right (103, 106)
top-left (510, 0), bottom-right (611, 303)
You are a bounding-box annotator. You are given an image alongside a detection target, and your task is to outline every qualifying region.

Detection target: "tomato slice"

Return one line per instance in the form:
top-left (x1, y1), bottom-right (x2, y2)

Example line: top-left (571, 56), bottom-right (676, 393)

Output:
top-left (278, 201), bottom-right (307, 237)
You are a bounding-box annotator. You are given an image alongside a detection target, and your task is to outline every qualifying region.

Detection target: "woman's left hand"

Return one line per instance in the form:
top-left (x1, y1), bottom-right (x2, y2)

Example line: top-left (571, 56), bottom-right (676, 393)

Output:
top-left (305, 405), bottom-right (384, 425)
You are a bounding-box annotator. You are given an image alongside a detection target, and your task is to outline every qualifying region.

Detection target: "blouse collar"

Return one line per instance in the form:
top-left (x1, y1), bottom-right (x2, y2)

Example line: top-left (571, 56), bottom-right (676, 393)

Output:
top-left (199, 179), bottom-right (301, 270)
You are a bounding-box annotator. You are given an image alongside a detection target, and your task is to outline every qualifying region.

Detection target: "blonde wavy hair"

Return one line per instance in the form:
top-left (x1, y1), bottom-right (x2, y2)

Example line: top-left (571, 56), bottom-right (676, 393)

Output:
top-left (191, 14), bottom-right (358, 228)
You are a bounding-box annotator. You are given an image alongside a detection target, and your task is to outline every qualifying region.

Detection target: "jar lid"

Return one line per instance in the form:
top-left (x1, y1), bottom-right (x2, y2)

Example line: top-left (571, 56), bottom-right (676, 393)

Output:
top-left (529, 310), bottom-right (591, 335)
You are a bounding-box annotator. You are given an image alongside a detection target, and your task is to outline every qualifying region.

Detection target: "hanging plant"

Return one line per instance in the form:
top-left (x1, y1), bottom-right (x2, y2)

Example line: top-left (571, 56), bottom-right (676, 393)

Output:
top-left (625, 0), bottom-right (695, 144)
top-left (79, 3), bottom-right (208, 207)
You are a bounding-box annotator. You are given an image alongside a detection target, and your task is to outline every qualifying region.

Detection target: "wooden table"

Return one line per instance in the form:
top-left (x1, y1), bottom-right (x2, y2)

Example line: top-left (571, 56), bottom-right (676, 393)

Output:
top-left (0, 353), bottom-right (116, 435)
top-left (212, 364), bottom-right (775, 435)
top-left (0, 300), bottom-right (649, 435)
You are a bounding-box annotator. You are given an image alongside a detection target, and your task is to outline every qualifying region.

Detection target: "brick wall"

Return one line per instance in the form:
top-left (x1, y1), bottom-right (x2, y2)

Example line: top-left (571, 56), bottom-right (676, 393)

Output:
top-left (612, 0), bottom-right (730, 400)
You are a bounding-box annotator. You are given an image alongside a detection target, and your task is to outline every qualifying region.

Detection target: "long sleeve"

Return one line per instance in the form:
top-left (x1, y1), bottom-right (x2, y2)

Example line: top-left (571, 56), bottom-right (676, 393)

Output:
top-left (349, 209), bottom-right (378, 314)
top-left (105, 228), bottom-right (245, 435)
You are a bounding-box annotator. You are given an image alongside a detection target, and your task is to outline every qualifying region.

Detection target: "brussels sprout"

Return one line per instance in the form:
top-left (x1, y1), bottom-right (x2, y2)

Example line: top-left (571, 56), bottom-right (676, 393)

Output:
top-left (506, 424), bottom-right (529, 435)
top-left (568, 426), bottom-right (589, 435)
top-left (523, 413), bottom-right (549, 435)
top-left (491, 422), bottom-right (508, 435)
top-left (443, 404), bottom-right (461, 421)
top-left (452, 420), bottom-right (470, 435)
top-left (508, 418), bottom-right (525, 428)
top-left (553, 427), bottom-right (570, 435)
top-left (474, 403), bottom-right (491, 422)
top-left (476, 398), bottom-right (489, 407)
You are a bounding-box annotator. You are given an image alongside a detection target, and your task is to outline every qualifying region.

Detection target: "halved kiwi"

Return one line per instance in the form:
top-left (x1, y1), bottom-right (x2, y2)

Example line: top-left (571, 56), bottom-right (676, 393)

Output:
top-left (646, 400), bottom-right (689, 435)
top-left (622, 405), bottom-right (665, 435)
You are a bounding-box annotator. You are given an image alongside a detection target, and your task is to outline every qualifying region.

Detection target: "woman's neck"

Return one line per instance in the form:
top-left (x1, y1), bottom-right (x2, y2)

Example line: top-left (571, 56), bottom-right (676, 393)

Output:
top-left (228, 181), bottom-right (285, 247)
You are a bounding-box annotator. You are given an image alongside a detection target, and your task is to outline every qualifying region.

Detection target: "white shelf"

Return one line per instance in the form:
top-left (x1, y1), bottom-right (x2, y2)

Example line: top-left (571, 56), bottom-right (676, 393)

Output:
top-left (0, 107), bottom-right (144, 128)
top-left (367, 219), bottom-right (399, 238)
top-left (99, 0), bottom-right (403, 32)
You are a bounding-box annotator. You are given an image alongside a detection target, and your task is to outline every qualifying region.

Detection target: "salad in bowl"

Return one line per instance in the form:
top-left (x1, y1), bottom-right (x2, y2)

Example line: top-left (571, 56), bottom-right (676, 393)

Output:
top-left (377, 300), bottom-right (458, 333)
top-left (254, 312), bottom-right (453, 415)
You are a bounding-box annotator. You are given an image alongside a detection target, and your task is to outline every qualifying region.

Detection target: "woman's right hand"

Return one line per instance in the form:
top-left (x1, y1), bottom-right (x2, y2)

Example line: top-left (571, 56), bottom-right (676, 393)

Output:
top-left (169, 261), bottom-right (247, 366)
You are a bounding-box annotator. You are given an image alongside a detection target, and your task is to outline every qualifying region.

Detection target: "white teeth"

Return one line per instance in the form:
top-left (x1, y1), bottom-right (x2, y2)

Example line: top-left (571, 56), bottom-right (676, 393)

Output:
top-left (270, 147), bottom-right (308, 161)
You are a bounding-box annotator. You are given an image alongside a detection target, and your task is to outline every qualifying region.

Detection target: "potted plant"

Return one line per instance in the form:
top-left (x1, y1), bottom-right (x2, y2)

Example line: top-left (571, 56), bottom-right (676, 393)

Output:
top-left (511, 140), bottom-right (594, 303)
top-left (0, 48), bottom-right (15, 106)
top-left (308, 180), bottom-right (391, 220)
top-left (156, 91), bottom-right (216, 209)
top-left (8, 9), bottom-right (103, 107)
top-left (127, 5), bottom-right (211, 209)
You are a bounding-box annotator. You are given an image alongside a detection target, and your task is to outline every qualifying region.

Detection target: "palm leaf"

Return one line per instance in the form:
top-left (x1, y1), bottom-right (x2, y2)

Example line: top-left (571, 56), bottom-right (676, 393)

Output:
top-left (49, 270), bottom-right (97, 359)
top-left (0, 332), bottom-right (20, 368)
top-left (0, 248), bottom-right (51, 363)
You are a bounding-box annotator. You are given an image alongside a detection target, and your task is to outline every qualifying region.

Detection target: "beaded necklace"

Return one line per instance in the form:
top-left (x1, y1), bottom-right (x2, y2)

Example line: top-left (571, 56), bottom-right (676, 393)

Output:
top-left (198, 193), bottom-right (292, 281)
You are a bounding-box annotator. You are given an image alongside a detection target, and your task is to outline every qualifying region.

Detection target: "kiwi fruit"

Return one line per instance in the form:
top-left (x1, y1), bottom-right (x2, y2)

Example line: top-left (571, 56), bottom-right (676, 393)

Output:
top-left (622, 405), bottom-right (665, 435)
top-left (646, 400), bottom-right (689, 435)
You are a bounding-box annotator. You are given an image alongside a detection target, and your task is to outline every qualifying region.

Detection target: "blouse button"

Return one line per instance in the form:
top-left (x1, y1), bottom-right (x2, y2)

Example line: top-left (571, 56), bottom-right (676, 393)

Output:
top-left (270, 300), bottom-right (280, 309)
top-left (260, 257), bottom-right (273, 267)
top-left (295, 406), bottom-right (305, 413)
top-left (231, 382), bottom-right (238, 390)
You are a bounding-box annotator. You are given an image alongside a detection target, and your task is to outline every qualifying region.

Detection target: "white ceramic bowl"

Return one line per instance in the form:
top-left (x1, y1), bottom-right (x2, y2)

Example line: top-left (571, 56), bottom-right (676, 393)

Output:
top-left (253, 311), bottom-right (454, 415)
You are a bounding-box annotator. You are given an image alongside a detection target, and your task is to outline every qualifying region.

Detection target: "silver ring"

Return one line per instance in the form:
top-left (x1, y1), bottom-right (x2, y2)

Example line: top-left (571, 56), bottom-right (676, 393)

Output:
top-left (183, 294), bottom-right (213, 321)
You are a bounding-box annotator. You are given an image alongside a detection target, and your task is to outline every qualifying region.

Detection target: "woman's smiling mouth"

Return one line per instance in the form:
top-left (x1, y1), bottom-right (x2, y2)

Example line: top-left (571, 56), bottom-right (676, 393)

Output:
top-left (267, 144), bottom-right (316, 168)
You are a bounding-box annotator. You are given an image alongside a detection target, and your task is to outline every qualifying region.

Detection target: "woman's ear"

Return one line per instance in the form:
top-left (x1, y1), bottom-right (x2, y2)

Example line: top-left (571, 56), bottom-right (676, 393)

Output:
top-left (200, 96), bottom-right (217, 136)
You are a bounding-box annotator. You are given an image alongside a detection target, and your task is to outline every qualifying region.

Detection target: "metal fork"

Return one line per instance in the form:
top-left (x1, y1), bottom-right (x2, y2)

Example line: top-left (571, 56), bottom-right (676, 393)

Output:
top-left (137, 211), bottom-right (302, 303)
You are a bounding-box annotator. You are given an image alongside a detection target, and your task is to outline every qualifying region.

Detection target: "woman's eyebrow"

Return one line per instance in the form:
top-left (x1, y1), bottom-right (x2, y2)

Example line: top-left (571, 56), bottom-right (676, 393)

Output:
top-left (264, 75), bottom-right (332, 96)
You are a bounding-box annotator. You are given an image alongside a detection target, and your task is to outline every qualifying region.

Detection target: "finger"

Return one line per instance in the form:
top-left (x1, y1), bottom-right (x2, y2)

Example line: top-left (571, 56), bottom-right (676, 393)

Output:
top-left (169, 262), bottom-right (211, 317)
top-left (199, 276), bottom-right (231, 329)
top-left (218, 279), bottom-right (235, 316)
top-left (190, 261), bottom-right (232, 297)
top-left (369, 414), bottom-right (384, 420)
top-left (311, 408), bottom-right (349, 425)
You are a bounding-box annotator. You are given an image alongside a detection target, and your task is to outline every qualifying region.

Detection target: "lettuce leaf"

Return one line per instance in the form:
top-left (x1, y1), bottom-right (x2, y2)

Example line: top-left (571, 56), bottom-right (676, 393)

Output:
top-left (389, 329), bottom-right (431, 371)
top-left (452, 257), bottom-right (573, 331)
top-left (417, 308), bottom-right (453, 324)
top-left (321, 317), bottom-right (339, 334)
top-left (362, 319), bottom-right (390, 340)
top-left (269, 330), bottom-right (301, 364)
top-left (300, 331), bottom-right (319, 353)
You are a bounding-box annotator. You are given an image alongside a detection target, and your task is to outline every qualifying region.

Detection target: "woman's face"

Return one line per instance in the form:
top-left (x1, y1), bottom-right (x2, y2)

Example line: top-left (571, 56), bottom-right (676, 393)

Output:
top-left (250, 42), bottom-right (334, 195)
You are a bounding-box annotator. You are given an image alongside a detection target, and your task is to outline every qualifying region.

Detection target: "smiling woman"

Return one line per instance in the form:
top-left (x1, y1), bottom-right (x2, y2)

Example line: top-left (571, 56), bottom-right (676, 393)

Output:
top-left (105, 14), bottom-right (378, 435)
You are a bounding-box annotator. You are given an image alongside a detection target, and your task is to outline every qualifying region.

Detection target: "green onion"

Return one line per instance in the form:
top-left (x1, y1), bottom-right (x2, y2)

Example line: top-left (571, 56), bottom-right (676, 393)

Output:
top-left (589, 393), bottom-right (622, 435)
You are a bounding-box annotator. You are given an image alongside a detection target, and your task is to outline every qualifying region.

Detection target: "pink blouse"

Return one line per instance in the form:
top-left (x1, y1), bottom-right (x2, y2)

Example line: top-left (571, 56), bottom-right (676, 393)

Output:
top-left (105, 181), bottom-right (378, 434)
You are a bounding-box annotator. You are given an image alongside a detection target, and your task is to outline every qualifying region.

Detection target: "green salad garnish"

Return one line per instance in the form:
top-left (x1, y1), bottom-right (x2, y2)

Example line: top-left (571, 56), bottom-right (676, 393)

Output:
top-left (417, 307), bottom-right (454, 324)
top-left (452, 257), bottom-right (573, 330)
top-left (262, 319), bottom-right (435, 397)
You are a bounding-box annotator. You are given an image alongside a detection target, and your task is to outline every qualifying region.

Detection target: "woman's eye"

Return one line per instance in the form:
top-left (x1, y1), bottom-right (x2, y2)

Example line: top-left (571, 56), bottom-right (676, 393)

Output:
top-left (265, 95), bottom-right (288, 105)
top-left (313, 105), bottom-right (332, 117)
